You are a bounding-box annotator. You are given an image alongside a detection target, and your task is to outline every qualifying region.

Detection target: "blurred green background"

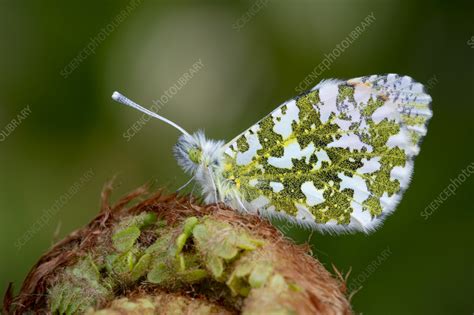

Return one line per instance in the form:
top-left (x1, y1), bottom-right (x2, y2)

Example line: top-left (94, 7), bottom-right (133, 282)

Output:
top-left (1, 1), bottom-right (473, 314)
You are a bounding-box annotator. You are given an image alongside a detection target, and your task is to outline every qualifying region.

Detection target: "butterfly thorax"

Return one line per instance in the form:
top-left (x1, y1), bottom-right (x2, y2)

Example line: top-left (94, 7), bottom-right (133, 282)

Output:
top-left (174, 131), bottom-right (231, 204)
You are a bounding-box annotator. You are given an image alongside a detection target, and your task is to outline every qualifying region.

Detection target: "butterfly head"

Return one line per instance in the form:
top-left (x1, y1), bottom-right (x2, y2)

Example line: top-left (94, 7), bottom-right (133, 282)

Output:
top-left (174, 131), bottom-right (225, 176)
top-left (188, 147), bottom-right (203, 164)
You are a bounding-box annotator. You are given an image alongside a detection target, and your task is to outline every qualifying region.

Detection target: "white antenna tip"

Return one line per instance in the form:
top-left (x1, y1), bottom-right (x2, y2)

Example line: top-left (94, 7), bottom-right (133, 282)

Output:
top-left (110, 90), bottom-right (191, 136)
top-left (111, 91), bottom-right (122, 101)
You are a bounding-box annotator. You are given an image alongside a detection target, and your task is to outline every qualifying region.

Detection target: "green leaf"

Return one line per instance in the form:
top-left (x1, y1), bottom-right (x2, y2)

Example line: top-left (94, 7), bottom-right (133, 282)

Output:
top-left (249, 264), bottom-right (273, 288)
top-left (112, 226), bottom-right (141, 252)
top-left (175, 234), bottom-right (188, 255)
top-left (207, 256), bottom-right (224, 278)
top-left (71, 256), bottom-right (101, 284)
top-left (214, 238), bottom-right (239, 260)
top-left (146, 235), bottom-right (171, 257)
top-left (192, 224), bottom-right (208, 243)
top-left (177, 269), bottom-right (208, 283)
top-left (147, 263), bottom-right (172, 284)
top-left (183, 217), bottom-right (199, 235)
top-left (226, 273), bottom-right (250, 297)
top-left (126, 251), bottom-right (137, 271)
top-left (234, 261), bottom-right (253, 278)
top-left (177, 254), bottom-right (186, 272)
top-left (140, 212), bottom-right (157, 228)
top-left (237, 234), bottom-right (265, 250)
top-left (130, 253), bottom-right (152, 281)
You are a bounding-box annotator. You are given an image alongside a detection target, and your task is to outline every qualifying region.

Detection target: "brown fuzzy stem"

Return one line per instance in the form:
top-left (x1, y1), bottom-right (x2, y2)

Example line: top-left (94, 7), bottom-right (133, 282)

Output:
top-left (4, 185), bottom-right (352, 315)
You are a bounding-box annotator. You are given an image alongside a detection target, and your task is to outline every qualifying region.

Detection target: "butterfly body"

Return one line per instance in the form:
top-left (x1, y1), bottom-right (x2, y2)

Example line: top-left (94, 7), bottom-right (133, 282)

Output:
top-left (113, 73), bottom-right (432, 234)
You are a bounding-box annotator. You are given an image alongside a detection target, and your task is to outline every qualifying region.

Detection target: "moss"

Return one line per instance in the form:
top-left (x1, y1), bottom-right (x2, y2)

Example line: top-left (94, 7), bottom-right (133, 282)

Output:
top-left (112, 226), bottom-right (141, 252)
top-left (47, 213), bottom-right (329, 314)
top-left (8, 190), bottom-right (352, 315)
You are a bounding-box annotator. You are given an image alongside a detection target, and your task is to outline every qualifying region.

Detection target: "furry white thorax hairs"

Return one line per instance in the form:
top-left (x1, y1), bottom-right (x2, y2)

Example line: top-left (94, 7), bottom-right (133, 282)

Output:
top-left (173, 131), bottom-right (228, 204)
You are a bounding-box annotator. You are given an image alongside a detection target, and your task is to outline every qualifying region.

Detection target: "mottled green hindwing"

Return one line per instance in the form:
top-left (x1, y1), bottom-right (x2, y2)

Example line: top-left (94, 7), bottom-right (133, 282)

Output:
top-left (223, 74), bottom-right (432, 233)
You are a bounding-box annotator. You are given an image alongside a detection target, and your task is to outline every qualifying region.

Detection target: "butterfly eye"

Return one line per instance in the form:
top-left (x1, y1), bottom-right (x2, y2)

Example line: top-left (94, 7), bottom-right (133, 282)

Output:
top-left (188, 148), bottom-right (202, 164)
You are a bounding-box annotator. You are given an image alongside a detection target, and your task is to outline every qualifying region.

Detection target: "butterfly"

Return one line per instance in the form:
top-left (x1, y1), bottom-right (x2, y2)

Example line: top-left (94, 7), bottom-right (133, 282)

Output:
top-left (112, 74), bottom-right (432, 234)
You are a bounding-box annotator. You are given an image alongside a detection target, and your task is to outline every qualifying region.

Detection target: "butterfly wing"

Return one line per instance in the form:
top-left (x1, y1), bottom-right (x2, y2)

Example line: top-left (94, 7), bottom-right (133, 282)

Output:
top-left (222, 74), bottom-right (432, 233)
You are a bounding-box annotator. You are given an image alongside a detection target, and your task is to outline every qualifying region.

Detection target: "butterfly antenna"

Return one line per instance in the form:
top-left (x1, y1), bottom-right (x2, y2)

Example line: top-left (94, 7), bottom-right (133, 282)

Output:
top-left (177, 176), bottom-right (195, 192)
top-left (112, 91), bottom-right (191, 136)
